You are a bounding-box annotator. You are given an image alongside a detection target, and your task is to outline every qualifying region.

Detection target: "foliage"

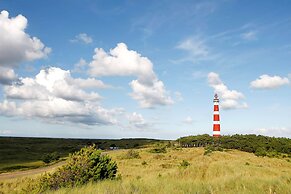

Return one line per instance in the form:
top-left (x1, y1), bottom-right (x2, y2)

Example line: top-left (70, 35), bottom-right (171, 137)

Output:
top-left (141, 161), bottom-right (147, 166)
top-left (36, 145), bottom-right (117, 191)
top-left (180, 160), bottom-right (190, 168)
top-left (204, 145), bottom-right (224, 155)
top-left (149, 146), bottom-right (167, 154)
top-left (178, 134), bottom-right (291, 158)
top-left (121, 150), bottom-right (141, 159)
top-left (0, 137), bottom-right (163, 172)
top-left (42, 152), bottom-right (60, 164)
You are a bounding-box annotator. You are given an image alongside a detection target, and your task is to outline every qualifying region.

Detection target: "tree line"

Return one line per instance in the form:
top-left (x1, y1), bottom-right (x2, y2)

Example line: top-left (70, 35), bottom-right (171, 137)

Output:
top-left (177, 134), bottom-right (291, 157)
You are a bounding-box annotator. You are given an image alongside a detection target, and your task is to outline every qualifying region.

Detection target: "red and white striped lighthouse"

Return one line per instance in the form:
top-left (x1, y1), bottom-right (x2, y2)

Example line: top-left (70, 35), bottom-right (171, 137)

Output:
top-left (213, 93), bottom-right (220, 137)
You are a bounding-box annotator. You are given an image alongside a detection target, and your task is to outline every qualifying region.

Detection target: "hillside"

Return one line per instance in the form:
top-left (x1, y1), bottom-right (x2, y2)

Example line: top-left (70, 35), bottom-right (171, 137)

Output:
top-left (1, 147), bottom-right (291, 194)
top-left (0, 137), bottom-right (163, 173)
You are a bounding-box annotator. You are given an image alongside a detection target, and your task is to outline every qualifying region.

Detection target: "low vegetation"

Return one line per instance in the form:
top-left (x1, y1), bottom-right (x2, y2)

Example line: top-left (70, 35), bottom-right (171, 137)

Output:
top-left (148, 144), bottom-right (167, 154)
top-left (178, 134), bottom-right (291, 158)
top-left (1, 147), bottom-right (291, 194)
top-left (41, 152), bottom-right (60, 164)
top-left (8, 145), bottom-right (117, 193)
top-left (120, 149), bottom-right (141, 159)
top-left (1, 135), bottom-right (291, 193)
top-left (0, 137), bottom-right (162, 173)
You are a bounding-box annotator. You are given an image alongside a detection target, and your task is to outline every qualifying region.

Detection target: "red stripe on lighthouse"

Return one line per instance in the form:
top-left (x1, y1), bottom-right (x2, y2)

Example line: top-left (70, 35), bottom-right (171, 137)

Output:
top-left (213, 94), bottom-right (221, 137)
top-left (213, 114), bottom-right (220, 121)
top-left (214, 105), bottom-right (219, 111)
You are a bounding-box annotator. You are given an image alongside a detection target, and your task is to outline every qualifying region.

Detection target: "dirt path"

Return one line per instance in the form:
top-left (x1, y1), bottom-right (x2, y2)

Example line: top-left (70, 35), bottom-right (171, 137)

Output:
top-left (0, 161), bottom-right (66, 180)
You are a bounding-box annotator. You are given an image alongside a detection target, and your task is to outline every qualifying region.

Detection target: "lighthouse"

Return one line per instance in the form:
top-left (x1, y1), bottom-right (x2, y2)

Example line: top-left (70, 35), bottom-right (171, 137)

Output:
top-left (213, 94), bottom-right (221, 137)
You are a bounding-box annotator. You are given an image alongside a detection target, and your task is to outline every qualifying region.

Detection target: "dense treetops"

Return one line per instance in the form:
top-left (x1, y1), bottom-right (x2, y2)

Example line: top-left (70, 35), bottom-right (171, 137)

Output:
top-left (177, 134), bottom-right (291, 156)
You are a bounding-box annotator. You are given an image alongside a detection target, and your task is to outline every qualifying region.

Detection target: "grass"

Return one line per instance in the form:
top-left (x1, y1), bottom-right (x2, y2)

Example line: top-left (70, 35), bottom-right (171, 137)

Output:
top-left (1, 147), bottom-right (291, 194)
top-left (0, 161), bottom-right (44, 172)
top-left (0, 137), bottom-right (163, 173)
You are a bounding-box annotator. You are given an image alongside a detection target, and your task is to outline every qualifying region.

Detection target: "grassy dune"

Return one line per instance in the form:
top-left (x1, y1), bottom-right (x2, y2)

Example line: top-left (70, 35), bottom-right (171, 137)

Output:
top-left (1, 147), bottom-right (291, 194)
top-left (47, 148), bottom-right (291, 193)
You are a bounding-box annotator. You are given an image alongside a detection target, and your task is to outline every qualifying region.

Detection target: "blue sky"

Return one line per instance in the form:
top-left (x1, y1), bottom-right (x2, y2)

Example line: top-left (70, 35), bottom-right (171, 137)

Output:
top-left (0, 0), bottom-right (290, 139)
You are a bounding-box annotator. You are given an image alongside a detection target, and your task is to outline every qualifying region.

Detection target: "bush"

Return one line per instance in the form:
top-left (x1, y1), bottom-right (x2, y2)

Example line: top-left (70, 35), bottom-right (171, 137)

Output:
top-left (121, 149), bottom-right (141, 159)
top-left (141, 161), bottom-right (147, 166)
top-left (180, 160), bottom-right (190, 168)
top-left (37, 145), bottom-right (117, 191)
top-left (149, 146), bottom-right (167, 153)
top-left (42, 152), bottom-right (60, 164)
top-left (255, 148), bottom-right (267, 157)
top-left (204, 145), bottom-right (224, 155)
top-left (204, 149), bottom-right (213, 155)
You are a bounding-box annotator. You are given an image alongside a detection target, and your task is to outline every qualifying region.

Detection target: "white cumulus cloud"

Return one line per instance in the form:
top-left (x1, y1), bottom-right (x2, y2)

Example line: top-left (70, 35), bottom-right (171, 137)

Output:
top-left (250, 74), bottom-right (289, 89)
top-left (208, 72), bottom-right (248, 110)
top-left (89, 43), bottom-right (155, 81)
top-left (0, 67), bottom-right (119, 125)
top-left (89, 43), bottom-right (173, 108)
top-left (129, 79), bottom-right (173, 108)
top-left (0, 10), bottom-right (51, 66)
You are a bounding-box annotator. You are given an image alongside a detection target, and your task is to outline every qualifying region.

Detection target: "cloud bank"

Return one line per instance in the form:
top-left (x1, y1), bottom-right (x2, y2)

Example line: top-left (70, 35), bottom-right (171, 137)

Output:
top-left (0, 67), bottom-right (118, 125)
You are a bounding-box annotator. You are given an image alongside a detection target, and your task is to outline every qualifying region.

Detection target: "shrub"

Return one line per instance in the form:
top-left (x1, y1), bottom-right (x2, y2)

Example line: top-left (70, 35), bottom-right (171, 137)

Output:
top-left (180, 160), bottom-right (190, 168)
top-left (204, 145), bottom-right (224, 155)
top-left (149, 146), bottom-right (167, 153)
top-left (255, 148), bottom-right (267, 157)
top-left (42, 152), bottom-right (60, 164)
top-left (204, 149), bottom-right (213, 155)
top-left (122, 149), bottom-right (141, 159)
top-left (37, 145), bottom-right (117, 191)
top-left (141, 161), bottom-right (147, 166)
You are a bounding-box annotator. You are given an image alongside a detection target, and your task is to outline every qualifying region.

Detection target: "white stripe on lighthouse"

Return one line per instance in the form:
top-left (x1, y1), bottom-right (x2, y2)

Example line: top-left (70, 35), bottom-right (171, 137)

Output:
top-left (213, 111), bottom-right (219, 115)
top-left (214, 102), bottom-right (219, 105)
top-left (213, 131), bottom-right (220, 135)
top-left (213, 121), bottom-right (220, 125)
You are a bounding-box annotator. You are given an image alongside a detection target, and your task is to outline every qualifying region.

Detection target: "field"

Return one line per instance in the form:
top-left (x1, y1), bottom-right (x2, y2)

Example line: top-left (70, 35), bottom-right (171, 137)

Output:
top-left (1, 147), bottom-right (291, 194)
top-left (0, 137), bottom-right (163, 173)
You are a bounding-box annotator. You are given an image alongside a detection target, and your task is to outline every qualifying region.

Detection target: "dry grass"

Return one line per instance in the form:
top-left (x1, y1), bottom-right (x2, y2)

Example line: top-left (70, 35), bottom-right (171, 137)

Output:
top-left (1, 148), bottom-right (291, 194)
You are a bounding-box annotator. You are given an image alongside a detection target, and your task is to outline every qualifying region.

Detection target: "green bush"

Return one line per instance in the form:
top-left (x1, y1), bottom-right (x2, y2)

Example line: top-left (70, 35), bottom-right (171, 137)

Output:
top-left (204, 149), bottom-right (213, 155)
top-left (204, 145), bottom-right (223, 155)
top-left (180, 160), bottom-right (190, 168)
top-left (36, 145), bottom-right (117, 191)
top-left (255, 148), bottom-right (267, 157)
top-left (41, 152), bottom-right (60, 164)
top-left (149, 146), bottom-right (167, 153)
top-left (122, 149), bottom-right (141, 159)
